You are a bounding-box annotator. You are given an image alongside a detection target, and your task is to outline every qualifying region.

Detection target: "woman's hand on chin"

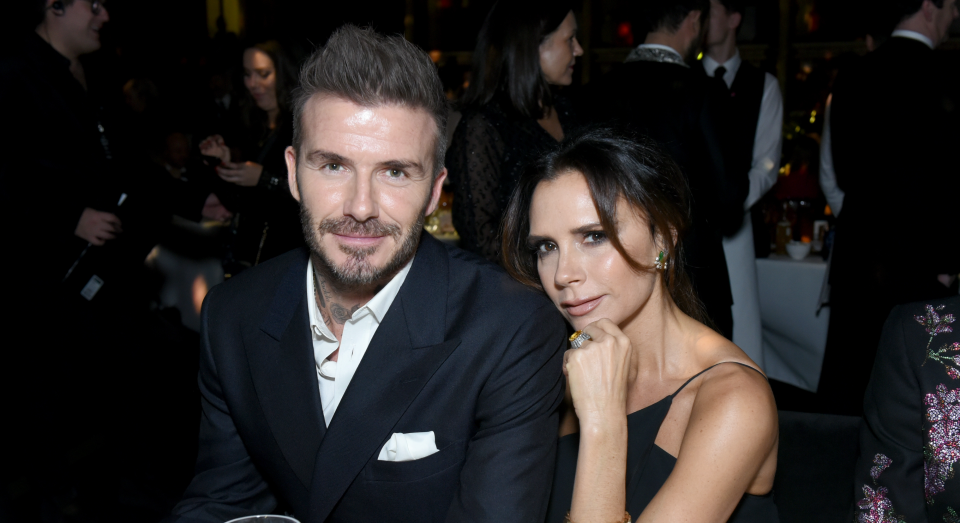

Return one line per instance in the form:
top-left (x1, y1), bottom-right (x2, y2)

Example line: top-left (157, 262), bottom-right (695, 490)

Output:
top-left (564, 318), bottom-right (632, 429)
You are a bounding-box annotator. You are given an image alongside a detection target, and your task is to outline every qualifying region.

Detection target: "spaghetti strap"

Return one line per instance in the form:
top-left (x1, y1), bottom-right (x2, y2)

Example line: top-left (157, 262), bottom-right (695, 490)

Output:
top-left (671, 361), bottom-right (764, 397)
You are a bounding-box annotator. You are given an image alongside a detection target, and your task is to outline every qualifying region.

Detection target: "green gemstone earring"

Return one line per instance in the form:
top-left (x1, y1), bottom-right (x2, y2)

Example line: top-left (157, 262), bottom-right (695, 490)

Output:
top-left (655, 251), bottom-right (666, 270)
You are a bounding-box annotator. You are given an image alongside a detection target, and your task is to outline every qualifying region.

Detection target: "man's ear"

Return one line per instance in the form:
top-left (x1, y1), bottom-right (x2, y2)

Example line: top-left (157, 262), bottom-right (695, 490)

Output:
top-left (425, 168), bottom-right (448, 216)
top-left (729, 11), bottom-right (742, 31)
top-left (285, 146), bottom-right (301, 202)
top-left (921, 0), bottom-right (939, 22)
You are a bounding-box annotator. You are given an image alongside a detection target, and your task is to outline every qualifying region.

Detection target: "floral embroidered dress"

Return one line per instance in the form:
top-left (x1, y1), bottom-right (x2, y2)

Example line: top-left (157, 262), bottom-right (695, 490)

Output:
top-left (855, 297), bottom-right (960, 522)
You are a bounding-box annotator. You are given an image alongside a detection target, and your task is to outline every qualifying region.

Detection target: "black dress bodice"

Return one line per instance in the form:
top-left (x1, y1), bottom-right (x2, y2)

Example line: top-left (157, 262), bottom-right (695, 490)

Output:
top-left (546, 362), bottom-right (779, 522)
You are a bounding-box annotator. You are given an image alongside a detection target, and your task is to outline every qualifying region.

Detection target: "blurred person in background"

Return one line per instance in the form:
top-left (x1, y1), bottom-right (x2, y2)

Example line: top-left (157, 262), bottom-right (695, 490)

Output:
top-left (199, 40), bottom-right (304, 276)
top-left (578, 0), bottom-right (746, 340)
top-left (446, 0), bottom-right (583, 262)
top-left (695, 0), bottom-right (784, 365)
top-left (1, 0), bottom-right (184, 518)
top-left (818, 0), bottom-right (960, 415)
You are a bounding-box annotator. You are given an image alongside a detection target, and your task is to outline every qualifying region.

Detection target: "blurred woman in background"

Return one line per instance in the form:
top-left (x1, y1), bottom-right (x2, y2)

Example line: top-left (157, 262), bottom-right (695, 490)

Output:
top-left (200, 40), bottom-right (303, 275)
top-left (446, 0), bottom-right (583, 262)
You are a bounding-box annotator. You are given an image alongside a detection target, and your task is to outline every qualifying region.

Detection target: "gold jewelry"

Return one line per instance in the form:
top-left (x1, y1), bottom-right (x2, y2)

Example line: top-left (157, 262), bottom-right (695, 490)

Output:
top-left (654, 250), bottom-right (666, 270)
top-left (563, 511), bottom-right (631, 523)
top-left (569, 330), bottom-right (592, 349)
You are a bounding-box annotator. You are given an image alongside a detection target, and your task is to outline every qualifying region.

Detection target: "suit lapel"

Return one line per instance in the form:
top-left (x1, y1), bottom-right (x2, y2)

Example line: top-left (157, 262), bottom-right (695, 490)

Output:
top-left (307, 235), bottom-right (460, 523)
top-left (246, 249), bottom-right (326, 490)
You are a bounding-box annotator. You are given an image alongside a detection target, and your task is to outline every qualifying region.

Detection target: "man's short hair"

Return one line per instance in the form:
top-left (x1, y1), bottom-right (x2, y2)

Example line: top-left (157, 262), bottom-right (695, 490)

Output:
top-left (636, 0), bottom-right (711, 34)
top-left (292, 25), bottom-right (448, 177)
top-left (717, 0), bottom-right (745, 16)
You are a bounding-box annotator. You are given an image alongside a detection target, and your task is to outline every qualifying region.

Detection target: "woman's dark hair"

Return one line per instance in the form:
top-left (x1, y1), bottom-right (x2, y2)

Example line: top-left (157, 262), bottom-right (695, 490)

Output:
top-left (459, 0), bottom-right (572, 119)
top-left (241, 40), bottom-right (298, 140)
top-left (501, 128), bottom-right (710, 326)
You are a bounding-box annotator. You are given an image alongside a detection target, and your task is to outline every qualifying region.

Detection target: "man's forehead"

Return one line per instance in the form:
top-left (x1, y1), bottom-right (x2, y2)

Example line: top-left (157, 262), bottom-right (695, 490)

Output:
top-left (304, 94), bottom-right (434, 126)
top-left (300, 95), bottom-right (437, 156)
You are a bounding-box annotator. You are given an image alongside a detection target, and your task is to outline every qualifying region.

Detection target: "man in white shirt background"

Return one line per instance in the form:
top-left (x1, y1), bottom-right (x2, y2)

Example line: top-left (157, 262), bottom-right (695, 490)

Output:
top-left (696, 0), bottom-right (784, 367)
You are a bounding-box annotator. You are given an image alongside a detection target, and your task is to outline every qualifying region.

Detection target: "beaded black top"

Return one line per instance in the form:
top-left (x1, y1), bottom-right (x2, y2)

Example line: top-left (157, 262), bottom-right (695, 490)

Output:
top-left (446, 95), bottom-right (577, 262)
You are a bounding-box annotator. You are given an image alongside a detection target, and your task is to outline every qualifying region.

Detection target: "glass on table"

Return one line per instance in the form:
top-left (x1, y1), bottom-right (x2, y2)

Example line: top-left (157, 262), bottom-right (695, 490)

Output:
top-left (225, 516), bottom-right (300, 523)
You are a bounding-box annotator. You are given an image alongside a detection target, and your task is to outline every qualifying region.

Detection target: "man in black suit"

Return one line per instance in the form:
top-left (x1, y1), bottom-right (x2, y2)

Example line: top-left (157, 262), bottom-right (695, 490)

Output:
top-left (166, 26), bottom-right (566, 523)
top-left (853, 296), bottom-right (960, 520)
top-left (579, 0), bottom-right (746, 339)
top-left (818, 0), bottom-right (959, 414)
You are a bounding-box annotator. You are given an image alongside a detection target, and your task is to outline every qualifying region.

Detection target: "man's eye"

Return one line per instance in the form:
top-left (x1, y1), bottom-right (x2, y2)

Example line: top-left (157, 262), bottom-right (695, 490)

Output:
top-left (326, 163), bottom-right (341, 171)
top-left (387, 169), bottom-right (404, 178)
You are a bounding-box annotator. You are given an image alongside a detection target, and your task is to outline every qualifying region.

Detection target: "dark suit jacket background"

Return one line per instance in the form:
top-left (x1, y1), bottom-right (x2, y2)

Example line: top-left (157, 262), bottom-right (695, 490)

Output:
top-left (167, 234), bottom-right (567, 523)
top-left (819, 37), bottom-right (960, 413)
top-left (577, 61), bottom-right (747, 337)
top-left (853, 296), bottom-right (960, 520)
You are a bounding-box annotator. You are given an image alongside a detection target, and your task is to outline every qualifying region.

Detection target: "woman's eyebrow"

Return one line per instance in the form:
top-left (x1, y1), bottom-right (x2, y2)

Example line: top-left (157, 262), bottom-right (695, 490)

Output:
top-left (571, 223), bottom-right (602, 234)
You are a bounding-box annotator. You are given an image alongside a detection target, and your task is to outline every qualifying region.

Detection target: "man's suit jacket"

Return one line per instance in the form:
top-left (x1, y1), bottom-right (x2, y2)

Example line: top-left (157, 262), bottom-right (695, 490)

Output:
top-left (830, 36), bottom-right (960, 302)
top-left (577, 60), bottom-right (746, 337)
top-left (167, 234), bottom-right (567, 523)
top-left (854, 296), bottom-right (960, 521)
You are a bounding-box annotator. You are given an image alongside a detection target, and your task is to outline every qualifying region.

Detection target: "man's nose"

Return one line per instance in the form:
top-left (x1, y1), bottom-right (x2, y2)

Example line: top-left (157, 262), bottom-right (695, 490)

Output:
top-left (343, 173), bottom-right (379, 222)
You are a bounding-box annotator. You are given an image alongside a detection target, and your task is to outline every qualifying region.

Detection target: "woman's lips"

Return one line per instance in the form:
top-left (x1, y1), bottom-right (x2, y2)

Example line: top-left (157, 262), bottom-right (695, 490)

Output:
top-left (563, 296), bottom-right (603, 317)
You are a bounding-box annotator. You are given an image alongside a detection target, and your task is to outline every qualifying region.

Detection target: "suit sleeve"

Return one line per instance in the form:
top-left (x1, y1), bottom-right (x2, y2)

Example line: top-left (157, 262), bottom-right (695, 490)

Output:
top-left (164, 288), bottom-right (277, 523)
top-left (445, 302), bottom-right (566, 523)
top-left (853, 304), bottom-right (926, 521)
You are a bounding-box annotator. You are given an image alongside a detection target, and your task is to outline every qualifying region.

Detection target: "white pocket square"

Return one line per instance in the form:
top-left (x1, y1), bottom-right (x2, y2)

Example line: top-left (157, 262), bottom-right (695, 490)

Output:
top-left (377, 431), bottom-right (439, 462)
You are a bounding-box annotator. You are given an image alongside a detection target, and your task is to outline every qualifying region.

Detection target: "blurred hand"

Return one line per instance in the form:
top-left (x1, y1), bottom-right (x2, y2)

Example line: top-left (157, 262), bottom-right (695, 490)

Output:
top-left (201, 193), bottom-right (233, 222)
top-left (564, 319), bottom-right (632, 428)
top-left (199, 134), bottom-right (231, 163)
top-left (217, 161), bottom-right (264, 187)
top-left (75, 208), bottom-right (122, 245)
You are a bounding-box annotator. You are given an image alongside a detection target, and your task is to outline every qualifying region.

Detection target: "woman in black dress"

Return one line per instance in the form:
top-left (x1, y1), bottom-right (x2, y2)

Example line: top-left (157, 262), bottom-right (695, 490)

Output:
top-left (502, 130), bottom-right (779, 522)
top-left (199, 40), bottom-right (304, 275)
top-left (446, 0), bottom-right (583, 262)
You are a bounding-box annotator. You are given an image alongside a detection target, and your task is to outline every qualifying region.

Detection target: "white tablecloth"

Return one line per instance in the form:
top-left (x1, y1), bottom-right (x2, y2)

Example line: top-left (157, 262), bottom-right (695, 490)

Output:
top-left (756, 254), bottom-right (830, 392)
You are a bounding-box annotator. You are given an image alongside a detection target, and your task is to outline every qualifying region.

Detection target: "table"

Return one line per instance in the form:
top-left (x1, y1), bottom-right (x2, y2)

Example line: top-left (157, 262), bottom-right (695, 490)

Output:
top-left (756, 254), bottom-right (830, 392)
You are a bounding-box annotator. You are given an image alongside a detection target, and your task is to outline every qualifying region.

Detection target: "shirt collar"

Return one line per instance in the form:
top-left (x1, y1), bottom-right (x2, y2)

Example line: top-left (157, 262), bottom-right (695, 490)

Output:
top-left (306, 256), bottom-right (414, 341)
top-left (637, 43), bottom-right (684, 60)
top-left (701, 49), bottom-right (742, 78)
top-left (891, 29), bottom-right (934, 49)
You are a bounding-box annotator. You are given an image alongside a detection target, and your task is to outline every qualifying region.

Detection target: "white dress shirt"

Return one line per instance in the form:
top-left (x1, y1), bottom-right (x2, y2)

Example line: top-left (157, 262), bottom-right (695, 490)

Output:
top-left (702, 51), bottom-right (783, 210)
top-left (701, 50), bottom-right (784, 366)
top-left (306, 257), bottom-right (413, 427)
top-left (819, 96), bottom-right (845, 216)
top-left (891, 29), bottom-right (935, 49)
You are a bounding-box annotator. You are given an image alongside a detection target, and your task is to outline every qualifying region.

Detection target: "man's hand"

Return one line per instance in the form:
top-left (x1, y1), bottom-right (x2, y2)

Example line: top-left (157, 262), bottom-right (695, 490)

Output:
top-left (201, 193), bottom-right (233, 222)
top-left (217, 161), bottom-right (264, 187)
top-left (199, 134), bottom-right (231, 164)
top-left (75, 208), bottom-right (122, 245)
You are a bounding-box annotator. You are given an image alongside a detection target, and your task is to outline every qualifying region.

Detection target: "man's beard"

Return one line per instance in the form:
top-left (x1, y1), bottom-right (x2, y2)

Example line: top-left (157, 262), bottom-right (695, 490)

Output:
top-left (300, 204), bottom-right (425, 288)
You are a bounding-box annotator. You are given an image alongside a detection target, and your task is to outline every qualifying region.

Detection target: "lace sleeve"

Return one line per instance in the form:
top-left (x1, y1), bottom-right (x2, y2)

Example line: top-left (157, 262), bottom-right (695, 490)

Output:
top-left (446, 109), bottom-right (506, 262)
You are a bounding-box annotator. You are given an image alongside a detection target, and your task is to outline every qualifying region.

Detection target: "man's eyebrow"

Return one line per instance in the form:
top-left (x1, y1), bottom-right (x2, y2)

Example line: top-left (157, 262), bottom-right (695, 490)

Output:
top-left (381, 159), bottom-right (425, 175)
top-left (304, 150), bottom-right (348, 165)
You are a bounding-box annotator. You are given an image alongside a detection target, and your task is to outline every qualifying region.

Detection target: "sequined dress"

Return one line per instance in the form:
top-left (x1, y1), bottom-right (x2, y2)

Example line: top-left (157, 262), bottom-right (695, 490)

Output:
top-left (446, 95), bottom-right (576, 262)
top-left (546, 362), bottom-right (780, 522)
